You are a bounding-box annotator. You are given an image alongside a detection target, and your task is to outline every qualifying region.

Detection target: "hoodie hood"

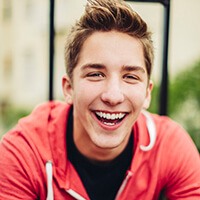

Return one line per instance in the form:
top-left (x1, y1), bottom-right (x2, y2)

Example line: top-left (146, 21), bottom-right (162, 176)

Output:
top-left (17, 101), bottom-right (156, 200)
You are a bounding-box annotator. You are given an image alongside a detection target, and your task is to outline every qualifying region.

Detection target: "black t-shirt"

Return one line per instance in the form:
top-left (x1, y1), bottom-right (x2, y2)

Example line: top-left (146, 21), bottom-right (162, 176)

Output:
top-left (67, 108), bottom-right (133, 200)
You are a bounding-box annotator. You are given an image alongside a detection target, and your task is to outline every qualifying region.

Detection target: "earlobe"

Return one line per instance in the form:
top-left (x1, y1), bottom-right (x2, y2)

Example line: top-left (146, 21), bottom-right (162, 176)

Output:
top-left (62, 75), bottom-right (73, 105)
top-left (143, 80), bottom-right (153, 109)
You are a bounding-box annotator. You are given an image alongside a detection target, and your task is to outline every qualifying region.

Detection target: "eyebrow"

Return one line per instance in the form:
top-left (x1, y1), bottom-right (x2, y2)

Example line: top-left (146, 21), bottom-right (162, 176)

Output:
top-left (121, 65), bottom-right (146, 73)
top-left (81, 63), bottom-right (106, 71)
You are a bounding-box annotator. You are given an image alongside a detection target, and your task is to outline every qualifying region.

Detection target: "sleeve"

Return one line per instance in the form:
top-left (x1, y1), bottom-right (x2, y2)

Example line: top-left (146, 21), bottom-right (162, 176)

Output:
top-left (0, 130), bottom-right (42, 200)
top-left (163, 122), bottom-right (200, 199)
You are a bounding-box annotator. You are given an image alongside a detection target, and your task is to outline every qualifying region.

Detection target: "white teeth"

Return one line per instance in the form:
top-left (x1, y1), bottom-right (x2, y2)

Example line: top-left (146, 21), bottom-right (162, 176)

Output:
top-left (103, 122), bottom-right (115, 126)
top-left (96, 112), bottom-right (125, 120)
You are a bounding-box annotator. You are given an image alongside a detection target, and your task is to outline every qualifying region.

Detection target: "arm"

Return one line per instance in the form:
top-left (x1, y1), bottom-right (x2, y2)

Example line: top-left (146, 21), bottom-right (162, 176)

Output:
top-left (0, 130), bottom-right (42, 199)
top-left (164, 124), bottom-right (200, 199)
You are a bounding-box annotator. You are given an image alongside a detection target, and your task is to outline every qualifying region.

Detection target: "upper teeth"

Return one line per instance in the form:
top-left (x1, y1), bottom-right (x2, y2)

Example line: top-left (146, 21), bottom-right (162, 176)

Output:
top-left (96, 112), bottom-right (125, 120)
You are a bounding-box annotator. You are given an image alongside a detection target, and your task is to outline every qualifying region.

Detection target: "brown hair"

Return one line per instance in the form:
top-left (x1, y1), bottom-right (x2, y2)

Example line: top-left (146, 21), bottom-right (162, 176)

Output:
top-left (64, 0), bottom-right (154, 80)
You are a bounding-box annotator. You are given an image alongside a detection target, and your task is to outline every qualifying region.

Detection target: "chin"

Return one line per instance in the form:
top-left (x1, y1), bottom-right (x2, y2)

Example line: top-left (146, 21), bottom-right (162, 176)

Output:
top-left (92, 135), bottom-right (125, 150)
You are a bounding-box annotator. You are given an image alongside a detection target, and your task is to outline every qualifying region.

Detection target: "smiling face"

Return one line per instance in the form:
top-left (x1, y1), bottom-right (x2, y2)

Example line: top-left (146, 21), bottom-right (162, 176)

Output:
top-left (63, 31), bottom-right (153, 161)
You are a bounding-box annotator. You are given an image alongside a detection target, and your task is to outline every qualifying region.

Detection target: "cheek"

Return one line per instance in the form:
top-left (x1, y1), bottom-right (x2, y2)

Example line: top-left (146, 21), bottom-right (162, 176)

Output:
top-left (126, 85), bottom-right (148, 106)
top-left (73, 81), bottom-right (100, 104)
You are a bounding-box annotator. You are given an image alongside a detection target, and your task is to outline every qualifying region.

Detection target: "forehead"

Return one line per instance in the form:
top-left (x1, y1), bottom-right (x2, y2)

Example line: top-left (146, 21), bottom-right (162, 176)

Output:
top-left (76, 31), bottom-right (146, 72)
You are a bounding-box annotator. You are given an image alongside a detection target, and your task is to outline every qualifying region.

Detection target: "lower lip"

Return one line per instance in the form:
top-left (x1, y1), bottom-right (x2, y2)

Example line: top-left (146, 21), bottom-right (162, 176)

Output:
top-left (92, 112), bottom-right (126, 131)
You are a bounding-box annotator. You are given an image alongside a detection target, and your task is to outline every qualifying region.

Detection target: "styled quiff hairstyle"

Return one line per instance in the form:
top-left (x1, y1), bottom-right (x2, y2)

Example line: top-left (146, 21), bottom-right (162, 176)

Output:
top-left (64, 0), bottom-right (154, 80)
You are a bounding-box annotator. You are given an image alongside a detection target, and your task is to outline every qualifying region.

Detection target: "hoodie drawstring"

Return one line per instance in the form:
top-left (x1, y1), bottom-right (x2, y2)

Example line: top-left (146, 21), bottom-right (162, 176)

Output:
top-left (46, 161), bottom-right (54, 200)
top-left (140, 110), bottom-right (156, 151)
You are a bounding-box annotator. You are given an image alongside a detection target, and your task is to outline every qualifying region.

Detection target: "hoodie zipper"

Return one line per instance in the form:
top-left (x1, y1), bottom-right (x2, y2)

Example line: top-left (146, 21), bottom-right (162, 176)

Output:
top-left (115, 170), bottom-right (133, 200)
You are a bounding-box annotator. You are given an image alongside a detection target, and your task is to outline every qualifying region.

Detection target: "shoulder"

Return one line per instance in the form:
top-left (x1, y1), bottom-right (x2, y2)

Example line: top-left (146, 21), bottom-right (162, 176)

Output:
top-left (0, 101), bottom-right (71, 198)
top-left (137, 112), bottom-right (200, 197)
top-left (150, 113), bottom-right (200, 193)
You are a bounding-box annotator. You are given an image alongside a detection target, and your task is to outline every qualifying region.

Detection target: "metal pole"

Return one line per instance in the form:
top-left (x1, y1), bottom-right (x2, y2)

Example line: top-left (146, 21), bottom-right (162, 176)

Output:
top-left (49, 0), bottom-right (55, 101)
top-left (159, 0), bottom-right (170, 115)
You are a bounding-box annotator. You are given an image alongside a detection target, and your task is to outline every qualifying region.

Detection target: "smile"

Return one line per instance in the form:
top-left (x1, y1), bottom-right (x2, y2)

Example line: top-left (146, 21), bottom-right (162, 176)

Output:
top-left (95, 111), bottom-right (127, 126)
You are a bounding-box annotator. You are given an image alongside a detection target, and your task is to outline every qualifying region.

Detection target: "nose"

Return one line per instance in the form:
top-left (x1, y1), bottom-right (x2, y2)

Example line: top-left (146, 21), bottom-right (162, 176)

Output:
top-left (101, 79), bottom-right (125, 106)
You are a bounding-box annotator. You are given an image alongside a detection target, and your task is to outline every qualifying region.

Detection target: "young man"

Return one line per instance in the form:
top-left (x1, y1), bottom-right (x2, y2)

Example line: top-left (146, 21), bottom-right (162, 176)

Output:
top-left (0, 0), bottom-right (200, 199)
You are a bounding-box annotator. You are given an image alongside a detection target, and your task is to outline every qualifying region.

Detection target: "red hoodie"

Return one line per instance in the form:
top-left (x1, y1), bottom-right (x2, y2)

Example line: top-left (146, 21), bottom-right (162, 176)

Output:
top-left (0, 101), bottom-right (200, 200)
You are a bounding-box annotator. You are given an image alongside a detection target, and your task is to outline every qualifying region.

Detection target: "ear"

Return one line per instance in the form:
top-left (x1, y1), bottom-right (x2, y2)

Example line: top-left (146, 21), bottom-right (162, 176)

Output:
top-left (143, 80), bottom-right (153, 109)
top-left (62, 75), bottom-right (73, 105)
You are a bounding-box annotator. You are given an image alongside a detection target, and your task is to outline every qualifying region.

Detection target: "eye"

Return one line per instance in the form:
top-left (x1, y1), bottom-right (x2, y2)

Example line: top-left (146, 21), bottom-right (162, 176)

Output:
top-left (123, 74), bottom-right (139, 83)
top-left (86, 72), bottom-right (105, 81)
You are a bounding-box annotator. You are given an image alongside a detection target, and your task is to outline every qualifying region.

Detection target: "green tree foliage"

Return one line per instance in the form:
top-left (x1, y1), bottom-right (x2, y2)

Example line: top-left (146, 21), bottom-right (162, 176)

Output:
top-left (169, 60), bottom-right (200, 112)
top-left (169, 60), bottom-right (200, 151)
top-left (0, 102), bottom-right (31, 138)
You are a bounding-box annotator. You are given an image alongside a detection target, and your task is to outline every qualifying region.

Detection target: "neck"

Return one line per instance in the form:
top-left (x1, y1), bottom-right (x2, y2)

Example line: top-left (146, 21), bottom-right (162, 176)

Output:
top-left (74, 132), bottom-right (132, 162)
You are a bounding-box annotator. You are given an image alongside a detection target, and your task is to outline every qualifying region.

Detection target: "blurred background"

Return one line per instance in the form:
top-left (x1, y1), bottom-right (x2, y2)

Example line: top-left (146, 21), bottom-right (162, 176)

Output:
top-left (0, 0), bottom-right (200, 151)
